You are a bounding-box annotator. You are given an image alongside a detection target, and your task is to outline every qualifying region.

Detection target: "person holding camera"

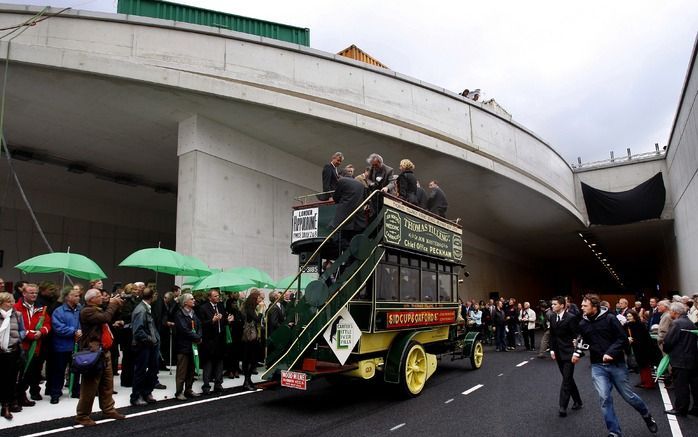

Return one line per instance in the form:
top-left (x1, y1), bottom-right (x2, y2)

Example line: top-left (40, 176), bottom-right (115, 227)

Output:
top-left (75, 289), bottom-right (124, 427)
top-left (573, 293), bottom-right (657, 437)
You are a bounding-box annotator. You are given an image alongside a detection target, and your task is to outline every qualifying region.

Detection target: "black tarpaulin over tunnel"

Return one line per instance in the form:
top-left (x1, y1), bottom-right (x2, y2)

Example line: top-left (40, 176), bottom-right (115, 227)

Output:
top-left (581, 172), bottom-right (666, 225)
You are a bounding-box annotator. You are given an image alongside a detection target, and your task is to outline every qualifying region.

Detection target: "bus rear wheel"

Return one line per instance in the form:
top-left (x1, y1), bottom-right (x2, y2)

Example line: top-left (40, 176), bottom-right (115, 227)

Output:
top-left (400, 341), bottom-right (427, 397)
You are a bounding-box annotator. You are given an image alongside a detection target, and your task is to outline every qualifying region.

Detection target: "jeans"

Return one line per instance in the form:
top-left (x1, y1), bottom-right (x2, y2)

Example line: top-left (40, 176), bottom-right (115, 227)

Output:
top-left (131, 344), bottom-right (159, 401)
top-left (47, 350), bottom-right (80, 398)
top-left (591, 362), bottom-right (649, 436)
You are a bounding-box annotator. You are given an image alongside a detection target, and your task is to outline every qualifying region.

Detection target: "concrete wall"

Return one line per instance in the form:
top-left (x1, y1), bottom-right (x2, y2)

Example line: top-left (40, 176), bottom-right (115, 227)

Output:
top-left (666, 40), bottom-right (698, 293)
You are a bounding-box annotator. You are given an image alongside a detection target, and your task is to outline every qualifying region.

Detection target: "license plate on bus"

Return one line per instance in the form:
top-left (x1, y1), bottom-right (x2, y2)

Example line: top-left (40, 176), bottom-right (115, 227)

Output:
top-left (280, 370), bottom-right (307, 390)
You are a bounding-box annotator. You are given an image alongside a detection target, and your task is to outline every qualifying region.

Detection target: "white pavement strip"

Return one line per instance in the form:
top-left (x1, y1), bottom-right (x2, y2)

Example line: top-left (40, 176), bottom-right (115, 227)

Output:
top-left (658, 381), bottom-right (684, 437)
top-left (390, 423), bottom-right (406, 431)
top-left (462, 384), bottom-right (484, 396)
top-left (20, 390), bottom-right (260, 437)
top-left (444, 399), bottom-right (454, 404)
top-left (515, 361), bottom-right (529, 367)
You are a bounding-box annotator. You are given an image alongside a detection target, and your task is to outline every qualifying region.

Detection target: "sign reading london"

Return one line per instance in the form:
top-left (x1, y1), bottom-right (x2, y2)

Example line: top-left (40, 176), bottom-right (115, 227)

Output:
top-left (292, 207), bottom-right (319, 243)
top-left (382, 198), bottom-right (463, 262)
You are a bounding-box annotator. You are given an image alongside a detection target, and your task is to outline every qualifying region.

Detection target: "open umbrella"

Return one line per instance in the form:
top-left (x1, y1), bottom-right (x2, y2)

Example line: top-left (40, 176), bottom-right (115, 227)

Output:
top-left (226, 267), bottom-right (275, 288)
top-left (276, 273), bottom-right (316, 291)
top-left (655, 354), bottom-right (671, 382)
top-left (192, 271), bottom-right (255, 292)
top-left (16, 252), bottom-right (106, 280)
top-left (119, 248), bottom-right (207, 277)
top-left (181, 255), bottom-right (212, 277)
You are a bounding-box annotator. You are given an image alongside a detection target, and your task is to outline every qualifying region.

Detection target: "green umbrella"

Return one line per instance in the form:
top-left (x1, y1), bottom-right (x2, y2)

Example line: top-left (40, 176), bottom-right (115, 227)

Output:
top-left (226, 267), bottom-right (275, 288)
top-left (276, 273), bottom-right (316, 291)
top-left (16, 252), bottom-right (106, 280)
top-left (192, 271), bottom-right (255, 292)
top-left (181, 255), bottom-right (212, 277)
top-left (681, 329), bottom-right (698, 335)
top-left (655, 354), bottom-right (671, 382)
top-left (119, 248), bottom-right (206, 276)
top-left (23, 314), bottom-right (46, 373)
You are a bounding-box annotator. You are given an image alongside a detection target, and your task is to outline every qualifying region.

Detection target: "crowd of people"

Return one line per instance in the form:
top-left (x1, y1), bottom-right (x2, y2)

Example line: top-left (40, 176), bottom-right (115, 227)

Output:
top-left (319, 152), bottom-right (449, 218)
top-left (458, 292), bottom-right (697, 437)
top-left (0, 277), bottom-right (280, 425)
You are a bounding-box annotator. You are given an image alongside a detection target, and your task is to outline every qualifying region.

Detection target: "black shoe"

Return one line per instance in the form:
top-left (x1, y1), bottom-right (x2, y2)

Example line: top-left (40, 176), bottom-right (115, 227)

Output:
top-left (20, 396), bottom-right (35, 407)
top-left (144, 395), bottom-right (156, 404)
top-left (154, 383), bottom-right (167, 390)
top-left (643, 415), bottom-right (658, 433)
top-left (130, 398), bottom-right (147, 407)
top-left (9, 404), bottom-right (21, 413)
top-left (201, 389), bottom-right (211, 396)
top-left (665, 409), bottom-right (686, 417)
top-left (213, 386), bottom-right (223, 394)
top-left (558, 408), bottom-right (567, 417)
top-left (571, 402), bottom-right (583, 410)
top-left (50, 397), bottom-right (59, 405)
top-left (30, 393), bottom-right (42, 401)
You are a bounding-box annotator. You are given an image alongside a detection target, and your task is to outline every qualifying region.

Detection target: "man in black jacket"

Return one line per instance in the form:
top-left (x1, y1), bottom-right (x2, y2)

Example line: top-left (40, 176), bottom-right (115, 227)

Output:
top-left (549, 296), bottom-right (583, 417)
top-left (573, 294), bottom-right (657, 437)
top-left (130, 288), bottom-right (160, 406)
top-left (330, 172), bottom-right (367, 251)
top-left (662, 302), bottom-right (698, 416)
top-left (197, 289), bottom-right (232, 395)
top-left (427, 180), bottom-right (448, 218)
top-left (317, 152), bottom-right (343, 201)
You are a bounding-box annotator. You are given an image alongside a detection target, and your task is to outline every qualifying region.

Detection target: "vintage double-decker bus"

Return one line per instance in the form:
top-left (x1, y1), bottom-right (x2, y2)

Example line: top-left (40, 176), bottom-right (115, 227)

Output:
top-left (263, 191), bottom-right (482, 396)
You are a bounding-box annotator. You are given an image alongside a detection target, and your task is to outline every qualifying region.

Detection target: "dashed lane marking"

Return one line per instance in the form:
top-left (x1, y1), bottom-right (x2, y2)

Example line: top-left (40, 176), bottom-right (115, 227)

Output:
top-left (462, 384), bottom-right (484, 395)
top-left (390, 423), bottom-right (406, 431)
top-left (444, 398), bottom-right (454, 404)
top-left (516, 361), bottom-right (529, 367)
top-left (497, 373), bottom-right (504, 377)
top-left (658, 381), bottom-right (684, 437)
top-left (20, 389), bottom-right (261, 437)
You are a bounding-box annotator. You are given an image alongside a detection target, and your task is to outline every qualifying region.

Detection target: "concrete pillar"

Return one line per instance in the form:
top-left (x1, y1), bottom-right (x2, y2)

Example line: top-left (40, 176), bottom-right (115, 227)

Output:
top-left (176, 115), bottom-right (320, 280)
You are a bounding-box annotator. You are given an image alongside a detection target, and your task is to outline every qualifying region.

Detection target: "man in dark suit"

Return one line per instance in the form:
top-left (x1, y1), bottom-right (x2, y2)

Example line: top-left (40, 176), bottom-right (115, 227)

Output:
top-left (366, 153), bottom-right (394, 192)
top-left (427, 180), bottom-right (448, 218)
top-left (196, 289), bottom-right (233, 395)
top-left (266, 291), bottom-right (285, 337)
top-left (330, 172), bottom-right (368, 251)
top-left (549, 296), bottom-right (583, 417)
top-left (662, 302), bottom-right (698, 416)
top-left (317, 152), bottom-right (344, 201)
top-left (415, 180), bottom-right (428, 209)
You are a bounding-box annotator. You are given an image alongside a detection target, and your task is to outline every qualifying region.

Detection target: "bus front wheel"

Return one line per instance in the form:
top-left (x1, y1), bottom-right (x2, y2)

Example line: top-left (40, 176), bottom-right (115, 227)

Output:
top-left (400, 341), bottom-right (427, 397)
top-left (470, 340), bottom-right (484, 369)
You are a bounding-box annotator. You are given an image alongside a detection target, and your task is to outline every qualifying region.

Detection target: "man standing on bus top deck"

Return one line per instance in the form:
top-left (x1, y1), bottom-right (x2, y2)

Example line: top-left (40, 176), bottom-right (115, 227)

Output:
top-left (366, 153), bottom-right (394, 192)
top-left (330, 170), bottom-right (368, 251)
top-left (318, 152), bottom-right (343, 201)
top-left (427, 180), bottom-right (448, 218)
top-left (573, 293), bottom-right (658, 437)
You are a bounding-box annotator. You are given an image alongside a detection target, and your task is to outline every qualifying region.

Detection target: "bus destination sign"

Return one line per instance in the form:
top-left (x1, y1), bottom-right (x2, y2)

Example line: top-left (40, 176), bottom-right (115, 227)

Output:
top-left (385, 309), bottom-right (456, 329)
top-left (382, 198), bottom-right (463, 262)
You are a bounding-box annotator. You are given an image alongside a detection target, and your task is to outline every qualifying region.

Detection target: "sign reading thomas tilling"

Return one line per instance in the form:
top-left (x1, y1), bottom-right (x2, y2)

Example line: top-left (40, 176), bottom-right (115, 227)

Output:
top-left (291, 207), bottom-right (319, 243)
top-left (382, 198), bottom-right (463, 263)
top-left (386, 309), bottom-right (457, 329)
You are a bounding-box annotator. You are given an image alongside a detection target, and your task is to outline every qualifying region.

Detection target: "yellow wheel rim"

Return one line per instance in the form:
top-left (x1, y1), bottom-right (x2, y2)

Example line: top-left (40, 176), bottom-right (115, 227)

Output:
top-left (405, 344), bottom-right (427, 395)
top-left (472, 341), bottom-right (484, 368)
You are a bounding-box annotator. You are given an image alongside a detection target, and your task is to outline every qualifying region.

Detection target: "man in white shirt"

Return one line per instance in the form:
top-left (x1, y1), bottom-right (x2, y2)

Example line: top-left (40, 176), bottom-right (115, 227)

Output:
top-left (519, 301), bottom-right (537, 351)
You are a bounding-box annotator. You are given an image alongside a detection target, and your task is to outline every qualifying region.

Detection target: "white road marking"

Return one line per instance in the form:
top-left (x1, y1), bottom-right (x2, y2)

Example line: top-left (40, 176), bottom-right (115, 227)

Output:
top-left (19, 389), bottom-right (260, 437)
top-left (658, 381), bottom-right (684, 437)
top-left (390, 423), bottom-right (406, 431)
top-left (462, 384), bottom-right (484, 395)
top-left (516, 361), bottom-right (529, 367)
top-left (497, 373), bottom-right (504, 377)
top-left (444, 398), bottom-right (454, 404)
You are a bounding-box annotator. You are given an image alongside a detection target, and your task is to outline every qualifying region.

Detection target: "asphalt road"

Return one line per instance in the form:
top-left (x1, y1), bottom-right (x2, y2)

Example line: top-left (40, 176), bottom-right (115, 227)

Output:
top-left (6, 346), bottom-right (697, 437)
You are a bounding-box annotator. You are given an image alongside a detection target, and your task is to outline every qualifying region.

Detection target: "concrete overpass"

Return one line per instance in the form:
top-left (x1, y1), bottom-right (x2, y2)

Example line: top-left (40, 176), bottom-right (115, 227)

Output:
top-left (0, 5), bottom-right (683, 299)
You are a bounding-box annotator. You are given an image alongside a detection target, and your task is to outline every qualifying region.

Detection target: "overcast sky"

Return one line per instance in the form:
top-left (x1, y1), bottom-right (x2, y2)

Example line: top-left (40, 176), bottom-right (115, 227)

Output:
top-left (6, 0), bottom-right (697, 164)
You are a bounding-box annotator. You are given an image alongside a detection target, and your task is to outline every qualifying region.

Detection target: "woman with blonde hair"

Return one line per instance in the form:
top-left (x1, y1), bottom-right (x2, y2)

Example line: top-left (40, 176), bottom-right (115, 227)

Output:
top-left (0, 292), bottom-right (25, 419)
top-left (396, 159), bottom-right (418, 205)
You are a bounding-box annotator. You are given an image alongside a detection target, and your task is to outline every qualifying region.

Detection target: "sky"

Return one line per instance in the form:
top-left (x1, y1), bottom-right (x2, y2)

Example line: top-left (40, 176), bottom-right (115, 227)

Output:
top-left (6, 0), bottom-right (697, 164)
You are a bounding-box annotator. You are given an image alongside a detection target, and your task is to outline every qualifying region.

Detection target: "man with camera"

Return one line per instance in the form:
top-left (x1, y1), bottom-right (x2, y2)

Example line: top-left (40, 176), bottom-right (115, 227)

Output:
top-left (573, 293), bottom-right (657, 437)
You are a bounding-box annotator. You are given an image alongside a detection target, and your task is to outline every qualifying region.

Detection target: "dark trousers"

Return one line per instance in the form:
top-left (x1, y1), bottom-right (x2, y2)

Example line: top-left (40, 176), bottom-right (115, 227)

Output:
top-left (17, 351), bottom-right (43, 397)
top-left (556, 359), bottom-right (582, 408)
top-left (175, 353), bottom-right (195, 395)
top-left (202, 357), bottom-right (224, 391)
top-left (119, 328), bottom-right (134, 386)
top-left (76, 351), bottom-right (116, 420)
top-left (495, 325), bottom-right (506, 351)
top-left (47, 350), bottom-right (80, 398)
top-left (224, 341), bottom-right (242, 373)
top-left (522, 327), bottom-right (535, 350)
top-left (131, 344), bottom-right (159, 401)
top-left (242, 341), bottom-right (257, 378)
top-left (672, 367), bottom-right (698, 413)
top-left (0, 350), bottom-right (20, 404)
top-left (506, 322), bottom-right (517, 347)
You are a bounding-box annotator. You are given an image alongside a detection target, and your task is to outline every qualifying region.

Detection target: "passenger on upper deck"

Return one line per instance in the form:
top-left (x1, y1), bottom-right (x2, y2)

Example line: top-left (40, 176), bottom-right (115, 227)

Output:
top-left (318, 152), bottom-right (344, 201)
top-left (355, 167), bottom-right (370, 189)
top-left (330, 170), bottom-right (368, 251)
top-left (416, 180), bottom-right (428, 210)
top-left (427, 180), bottom-right (448, 218)
top-left (366, 153), bottom-right (394, 192)
top-left (390, 159), bottom-right (417, 205)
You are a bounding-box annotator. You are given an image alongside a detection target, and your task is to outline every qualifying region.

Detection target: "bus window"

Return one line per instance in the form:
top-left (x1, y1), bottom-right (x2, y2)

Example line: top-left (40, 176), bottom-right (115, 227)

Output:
top-left (387, 253), bottom-right (399, 264)
top-left (357, 279), bottom-right (373, 300)
top-left (421, 270), bottom-right (436, 302)
top-left (376, 265), bottom-right (398, 301)
top-left (438, 273), bottom-right (452, 302)
top-left (400, 267), bottom-right (419, 302)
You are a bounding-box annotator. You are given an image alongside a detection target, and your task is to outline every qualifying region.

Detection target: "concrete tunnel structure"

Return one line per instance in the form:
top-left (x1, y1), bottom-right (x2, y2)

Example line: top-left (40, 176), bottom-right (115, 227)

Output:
top-left (0, 5), bottom-right (695, 302)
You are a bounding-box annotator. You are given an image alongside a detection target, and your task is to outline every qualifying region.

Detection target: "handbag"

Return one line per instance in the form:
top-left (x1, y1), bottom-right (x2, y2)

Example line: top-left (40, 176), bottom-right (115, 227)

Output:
top-left (71, 347), bottom-right (104, 375)
top-left (242, 321), bottom-right (257, 343)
